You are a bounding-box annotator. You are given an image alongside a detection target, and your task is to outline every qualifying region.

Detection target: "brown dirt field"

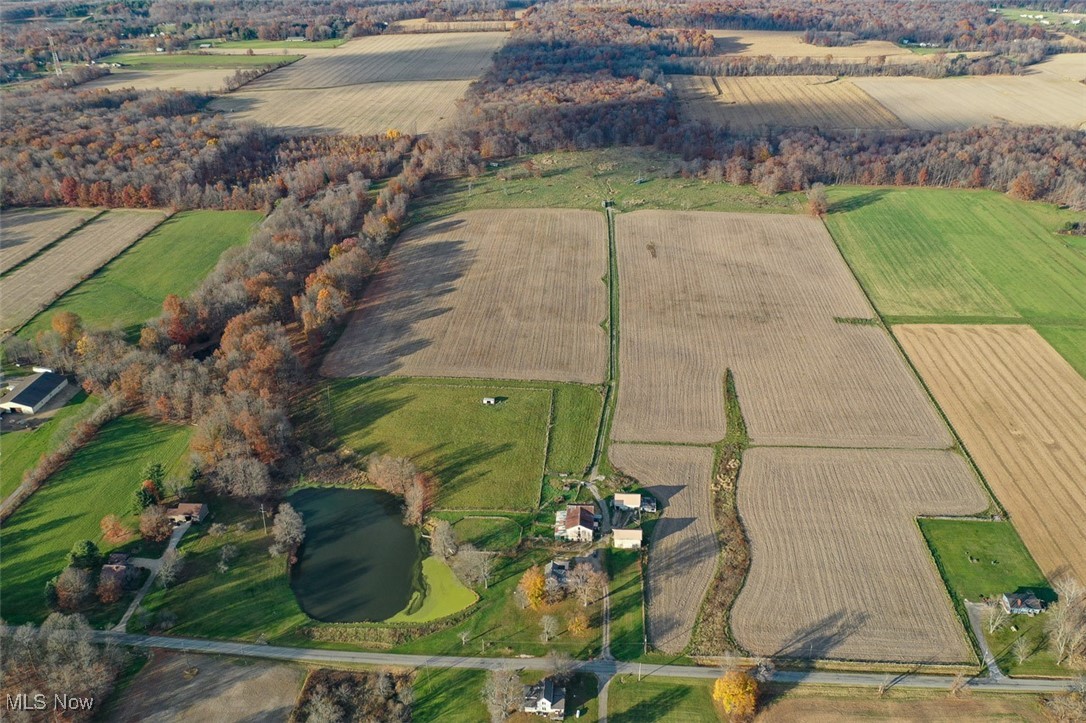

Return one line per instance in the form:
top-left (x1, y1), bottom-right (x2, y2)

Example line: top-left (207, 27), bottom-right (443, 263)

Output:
top-left (322, 210), bottom-right (608, 383)
top-left (853, 74), bottom-right (1086, 130)
top-left (609, 443), bottom-right (717, 655)
top-left (732, 448), bottom-right (988, 663)
top-left (897, 325), bottom-right (1086, 581)
top-left (0, 207), bottom-right (98, 273)
top-left (82, 68), bottom-right (238, 92)
top-left (757, 689), bottom-right (1045, 722)
top-left (109, 651), bottom-right (305, 722)
top-left (1032, 53), bottom-right (1086, 82)
top-left (708, 29), bottom-right (917, 62)
top-left (0, 210), bottom-right (167, 333)
top-left (211, 80), bottom-right (472, 136)
top-left (611, 210), bottom-right (950, 448)
top-left (672, 75), bottom-right (905, 131)
top-left (244, 32), bottom-right (506, 90)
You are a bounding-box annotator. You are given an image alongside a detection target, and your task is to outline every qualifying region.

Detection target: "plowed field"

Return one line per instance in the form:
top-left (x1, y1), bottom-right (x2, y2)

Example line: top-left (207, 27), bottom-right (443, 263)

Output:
top-left (1, 210), bottom-right (167, 334)
top-left (733, 448), bottom-right (988, 663)
top-left (673, 75), bottom-right (904, 131)
top-left (322, 210), bottom-right (608, 383)
top-left (0, 208), bottom-right (98, 273)
top-left (609, 443), bottom-right (717, 654)
top-left (612, 210), bottom-right (949, 448)
top-left (897, 325), bottom-right (1086, 581)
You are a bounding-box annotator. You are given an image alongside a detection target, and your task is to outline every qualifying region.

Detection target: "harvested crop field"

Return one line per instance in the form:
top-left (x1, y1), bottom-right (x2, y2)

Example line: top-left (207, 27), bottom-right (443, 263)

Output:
top-left (0, 210), bottom-right (166, 334)
top-left (854, 74), bottom-right (1086, 130)
top-left (83, 68), bottom-right (240, 92)
top-left (242, 31), bottom-right (506, 89)
top-left (212, 80), bottom-right (471, 136)
top-left (897, 325), bottom-right (1086, 581)
top-left (612, 211), bottom-right (949, 448)
top-left (323, 210), bottom-right (608, 383)
top-left (609, 443), bottom-right (716, 655)
top-left (733, 448), bottom-right (987, 663)
top-left (109, 652), bottom-right (305, 723)
top-left (672, 75), bottom-right (904, 131)
top-left (707, 29), bottom-right (918, 62)
top-left (0, 207), bottom-right (98, 273)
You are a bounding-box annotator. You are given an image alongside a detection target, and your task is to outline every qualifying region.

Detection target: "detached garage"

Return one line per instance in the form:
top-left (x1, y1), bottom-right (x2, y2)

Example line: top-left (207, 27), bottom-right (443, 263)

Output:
top-left (0, 372), bottom-right (68, 414)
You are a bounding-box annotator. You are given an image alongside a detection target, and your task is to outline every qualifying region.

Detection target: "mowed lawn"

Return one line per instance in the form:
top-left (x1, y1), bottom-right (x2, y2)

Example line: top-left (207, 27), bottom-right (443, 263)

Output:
top-left (313, 377), bottom-right (587, 510)
top-left (0, 416), bottom-right (192, 624)
top-left (0, 392), bottom-right (100, 499)
top-left (826, 187), bottom-right (1086, 322)
top-left (608, 678), bottom-right (717, 723)
top-left (413, 668), bottom-right (488, 723)
top-left (20, 210), bottom-right (262, 340)
top-left (920, 518), bottom-right (1050, 603)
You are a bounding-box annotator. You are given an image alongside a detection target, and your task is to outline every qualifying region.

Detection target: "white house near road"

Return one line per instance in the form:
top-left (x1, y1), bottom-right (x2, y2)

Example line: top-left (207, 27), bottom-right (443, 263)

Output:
top-left (613, 528), bottom-right (643, 549)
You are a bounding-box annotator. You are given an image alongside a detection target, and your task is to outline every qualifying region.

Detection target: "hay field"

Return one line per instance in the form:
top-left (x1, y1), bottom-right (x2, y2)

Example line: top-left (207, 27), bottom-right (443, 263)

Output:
top-left (1033, 53), bottom-right (1086, 82)
top-left (212, 80), bottom-right (471, 136)
top-left (82, 68), bottom-right (237, 92)
top-left (612, 211), bottom-right (949, 448)
top-left (609, 444), bottom-right (717, 655)
top-left (854, 74), bottom-right (1086, 130)
top-left (0, 208), bottom-right (98, 273)
top-left (708, 29), bottom-right (914, 62)
top-left (897, 325), bottom-right (1086, 581)
top-left (323, 210), bottom-right (608, 383)
top-left (672, 75), bottom-right (904, 131)
top-left (733, 448), bottom-right (987, 663)
top-left (1, 210), bottom-right (166, 334)
top-left (243, 32), bottom-right (506, 89)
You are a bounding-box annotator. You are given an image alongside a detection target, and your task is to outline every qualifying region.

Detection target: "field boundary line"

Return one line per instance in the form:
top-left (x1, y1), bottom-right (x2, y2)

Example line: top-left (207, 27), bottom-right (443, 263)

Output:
top-left (587, 206), bottom-right (618, 476)
top-left (0, 209), bottom-right (106, 279)
top-left (818, 215), bottom-right (1007, 517)
top-left (7, 210), bottom-right (172, 340)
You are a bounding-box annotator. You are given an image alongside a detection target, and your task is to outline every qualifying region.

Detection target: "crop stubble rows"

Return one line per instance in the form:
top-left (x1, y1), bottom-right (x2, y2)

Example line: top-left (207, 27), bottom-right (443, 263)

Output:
top-left (323, 210), bottom-right (608, 384)
top-left (897, 325), bottom-right (1086, 581)
top-left (609, 443), bottom-right (717, 655)
top-left (0, 208), bottom-right (98, 273)
top-left (1, 210), bottom-right (167, 333)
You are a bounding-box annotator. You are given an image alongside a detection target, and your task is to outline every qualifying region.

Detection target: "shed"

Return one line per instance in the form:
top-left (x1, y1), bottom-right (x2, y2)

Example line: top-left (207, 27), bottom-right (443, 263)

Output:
top-left (614, 493), bottom-right (641, 511)
top-left (482, 397), bottom-right (498, 405)
top-left (613, 528), bottom-right (643, 549)
top-left (0, 372), bottom-right (68, 414)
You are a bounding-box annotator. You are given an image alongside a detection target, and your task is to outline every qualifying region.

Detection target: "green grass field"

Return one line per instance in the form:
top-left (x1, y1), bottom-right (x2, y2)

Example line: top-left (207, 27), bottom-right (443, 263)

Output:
top-left (608, 677), bottom-right (717, 723)
top-left (1037, 325), bottom-right (1086, 379)
top-left (99, 52), bottom-right (302, 69)
top-left (0, 415), bottom-right (192, 624)
top-left (607, 549), bottom-right (646, 661)
top-left (549, 384), bottom-right (604, 474)
top-left (134, 499), bottom-right (309, 640)
top-left (190, 38), bottom-right (346, 49)
top-left (414, 668), bottom-right (488, 722)
top-left (986, 611), bottom-right (1069, 677)
top-left (919, 518), bottom-right (1050, 603)
top-left (387, 557), bottom-right (478, 623)
top-left (451, 516), bottom-right (522, 551)
top-left (0, 391), bottom-right (100, 499)
top-left (412, 148), bottom-right (804, 225)
top-left (20, 210), bottom-right (261, 340)
top-left (308, 377), bottom-right (602, 510)
top-left (825, 187), bottom-right (1086, 324)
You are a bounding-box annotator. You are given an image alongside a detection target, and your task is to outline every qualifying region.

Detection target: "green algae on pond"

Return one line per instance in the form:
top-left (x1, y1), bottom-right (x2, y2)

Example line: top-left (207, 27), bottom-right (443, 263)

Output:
top-left (289, 487), bottom-right (421, 622)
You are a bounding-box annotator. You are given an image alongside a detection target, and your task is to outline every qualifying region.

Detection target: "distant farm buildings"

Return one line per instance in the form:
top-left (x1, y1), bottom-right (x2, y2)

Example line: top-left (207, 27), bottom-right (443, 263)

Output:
top-left (0, 371), bottom-right (68, 414)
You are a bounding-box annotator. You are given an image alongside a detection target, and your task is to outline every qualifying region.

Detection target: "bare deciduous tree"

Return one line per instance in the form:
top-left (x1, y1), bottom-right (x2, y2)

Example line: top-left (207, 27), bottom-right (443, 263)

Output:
top-left (158, 550), bottom-right (185, 589)
top-left (272, 502), bottom-right (306, 552)
top-left (983, 600), bottom-right (1009, 634)
top-left (431, 519), bottom-right (458, 561)
top-left (483, 669), bottom-right (521, 722)
top-left (540, 614), bottom-right (559, 643)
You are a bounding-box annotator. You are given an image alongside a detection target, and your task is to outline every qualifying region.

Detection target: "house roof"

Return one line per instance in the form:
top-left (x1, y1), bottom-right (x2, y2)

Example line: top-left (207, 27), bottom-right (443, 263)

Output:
top-left (615, 493), bottom-right (642, 506)
top-left (613, 528), bottom-right (643, 541)
top-left (565, 505), bottom-right (595, 530)
top-left (1003, 591), bottom-right (1043, 609)
top-left (1, 372), bottom-right (65, 409)
top-left (524, 678), bottom-right (566, 709)
top-left (167, 502), bottom-right (208, 516)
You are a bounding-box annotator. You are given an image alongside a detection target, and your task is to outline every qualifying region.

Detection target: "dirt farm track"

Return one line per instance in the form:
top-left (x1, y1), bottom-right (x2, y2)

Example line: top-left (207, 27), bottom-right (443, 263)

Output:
top-left (898, 324), bottom-right (1086, 581)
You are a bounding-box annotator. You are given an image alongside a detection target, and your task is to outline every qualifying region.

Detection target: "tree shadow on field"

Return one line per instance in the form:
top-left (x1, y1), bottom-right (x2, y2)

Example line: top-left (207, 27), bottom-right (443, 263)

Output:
top-left (773, 609), bottom-right (867, 660)
top-left (828, 189), bottom-right (889, 214)
top-left (640, 484), bottom-right (684, 507)
top-left (610, 685), bottom-right (692, 723)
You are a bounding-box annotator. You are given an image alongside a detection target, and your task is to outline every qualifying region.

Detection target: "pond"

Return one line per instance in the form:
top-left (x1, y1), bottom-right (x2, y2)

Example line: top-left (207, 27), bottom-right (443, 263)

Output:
top-left (289, 487), bottom-right (421, 623)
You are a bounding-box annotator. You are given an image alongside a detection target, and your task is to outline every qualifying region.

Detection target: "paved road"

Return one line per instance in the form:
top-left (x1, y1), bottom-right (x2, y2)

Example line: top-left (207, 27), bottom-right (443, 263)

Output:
top-left (90, 631), bottom-right (1079, 694)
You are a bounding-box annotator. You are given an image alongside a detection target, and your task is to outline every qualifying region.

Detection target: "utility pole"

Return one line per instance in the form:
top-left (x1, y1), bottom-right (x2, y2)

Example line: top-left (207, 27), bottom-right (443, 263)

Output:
top-left (260, 503), bottom-right (268, 535)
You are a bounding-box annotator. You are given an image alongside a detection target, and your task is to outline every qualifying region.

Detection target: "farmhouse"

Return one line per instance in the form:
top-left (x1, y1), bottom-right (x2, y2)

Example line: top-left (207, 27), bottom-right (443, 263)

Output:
top-left (100, 553), bottom-right (133, 587)
top-left (166, 503), bottom-right (209, 524)
top-left (523, 677), bottom-right (566, 719)
top-left (614, 493), bottom-right (641, 510)
top-left (613, 528), bottom-right (643, 550)
top-left (1001, 591), bottom-right (1045, 616)
top-left (0, 372), bottom-right (68, 414)
top-left (557, 504), bottom-right (597, 542)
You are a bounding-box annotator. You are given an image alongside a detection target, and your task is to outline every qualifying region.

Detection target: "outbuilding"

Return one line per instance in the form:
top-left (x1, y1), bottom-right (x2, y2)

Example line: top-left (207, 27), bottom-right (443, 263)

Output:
top-left (614, 493), bottom-right (641, 511)
top-left (0, 372), bottom-right (68, 414)
top-left (612, 528), bottom-right (643, 549)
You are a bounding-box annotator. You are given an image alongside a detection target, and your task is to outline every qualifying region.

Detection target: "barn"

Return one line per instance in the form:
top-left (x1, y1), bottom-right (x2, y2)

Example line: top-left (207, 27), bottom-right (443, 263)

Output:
top-left (0, 372), bottom-right (68, 414)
